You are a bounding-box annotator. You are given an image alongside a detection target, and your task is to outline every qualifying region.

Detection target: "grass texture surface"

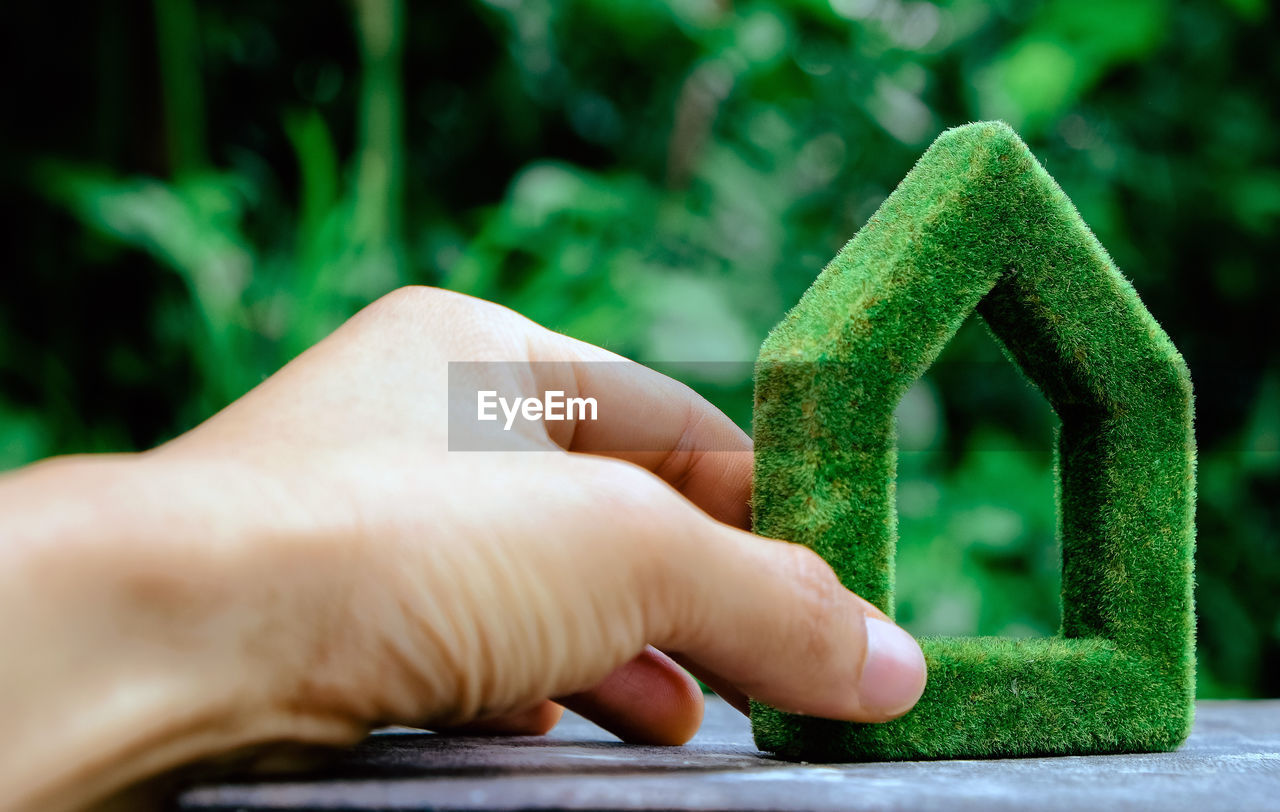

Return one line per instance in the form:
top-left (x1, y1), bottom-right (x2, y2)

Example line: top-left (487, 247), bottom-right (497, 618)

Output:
top-left (750, 121), bottom-right (1196, 761)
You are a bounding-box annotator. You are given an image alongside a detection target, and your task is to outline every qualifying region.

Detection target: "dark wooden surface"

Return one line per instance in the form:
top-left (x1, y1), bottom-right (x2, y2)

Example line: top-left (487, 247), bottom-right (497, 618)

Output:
top-left (178, 699), bottom-right (1280, 811)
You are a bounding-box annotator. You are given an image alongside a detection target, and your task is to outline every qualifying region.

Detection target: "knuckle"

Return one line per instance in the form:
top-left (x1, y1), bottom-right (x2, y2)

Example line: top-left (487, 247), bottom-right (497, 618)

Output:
top-left (366, 285), bottom-right (523, 325)
top-left (366, 285), bottom-right (461, 319)
top-left (344, 286), bottom-right (446, 336)
top-left (376, 284), bottom-right (439, 309)
top-left (354, 286), bottom-right (535, 358)
top-left (345, 286), bottom-right (526, 353)
top-left (778, 544), bottom-right (846, 664)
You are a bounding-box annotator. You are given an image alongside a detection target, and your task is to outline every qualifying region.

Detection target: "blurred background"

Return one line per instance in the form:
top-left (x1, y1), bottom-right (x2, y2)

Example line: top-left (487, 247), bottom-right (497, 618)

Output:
top-left (1, 0), bottom-right (1276, 697)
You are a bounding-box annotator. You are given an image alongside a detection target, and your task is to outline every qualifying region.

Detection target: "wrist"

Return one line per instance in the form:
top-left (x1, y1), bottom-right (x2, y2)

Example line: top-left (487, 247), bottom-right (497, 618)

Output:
top-left (0, 454), bottom-right (363, 810)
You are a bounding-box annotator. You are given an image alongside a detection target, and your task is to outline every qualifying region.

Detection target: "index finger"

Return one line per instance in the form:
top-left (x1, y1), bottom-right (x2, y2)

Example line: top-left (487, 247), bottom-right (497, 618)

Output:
top-left (528, 332), bottom-right (753, 529)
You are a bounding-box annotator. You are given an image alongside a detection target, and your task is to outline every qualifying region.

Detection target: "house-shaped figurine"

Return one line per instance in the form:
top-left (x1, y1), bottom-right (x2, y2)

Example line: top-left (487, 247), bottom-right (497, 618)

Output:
top-left (750, 121), bottom-right (1196, 761)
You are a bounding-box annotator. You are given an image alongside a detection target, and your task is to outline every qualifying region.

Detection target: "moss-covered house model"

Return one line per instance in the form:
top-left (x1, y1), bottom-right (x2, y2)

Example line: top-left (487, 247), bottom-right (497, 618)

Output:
top-left (750, 121), bottom-right (1196, 761)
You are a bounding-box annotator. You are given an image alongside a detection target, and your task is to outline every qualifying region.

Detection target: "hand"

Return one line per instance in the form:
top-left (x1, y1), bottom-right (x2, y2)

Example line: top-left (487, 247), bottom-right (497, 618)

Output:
top-left (0, 287), bottom-right (926, 810)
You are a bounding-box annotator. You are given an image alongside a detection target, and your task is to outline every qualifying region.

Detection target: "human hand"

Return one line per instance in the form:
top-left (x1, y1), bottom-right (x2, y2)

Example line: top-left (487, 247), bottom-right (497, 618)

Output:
top-left (0, 287), bottom-right (926, 810)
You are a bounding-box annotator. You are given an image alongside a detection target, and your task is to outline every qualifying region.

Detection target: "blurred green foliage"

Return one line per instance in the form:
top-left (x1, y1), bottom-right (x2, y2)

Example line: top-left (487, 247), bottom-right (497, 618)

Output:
top-left (1, 0), bottom-right (1276, 697)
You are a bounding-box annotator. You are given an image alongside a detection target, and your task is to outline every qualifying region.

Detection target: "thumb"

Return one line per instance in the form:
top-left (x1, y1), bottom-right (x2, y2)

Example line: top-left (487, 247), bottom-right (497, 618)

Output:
top-left (648, 521), bottom-right (927, 723)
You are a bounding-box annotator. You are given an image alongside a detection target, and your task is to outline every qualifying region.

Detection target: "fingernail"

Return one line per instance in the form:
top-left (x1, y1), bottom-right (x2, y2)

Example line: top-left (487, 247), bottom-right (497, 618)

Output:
top-left (858, 617), bottom-right (927, 718)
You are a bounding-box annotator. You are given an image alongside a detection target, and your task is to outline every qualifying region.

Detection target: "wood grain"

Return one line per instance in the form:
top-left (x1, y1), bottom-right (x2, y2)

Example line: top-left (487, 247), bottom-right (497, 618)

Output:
top-left (178, 698), bottom-right (1280, 811)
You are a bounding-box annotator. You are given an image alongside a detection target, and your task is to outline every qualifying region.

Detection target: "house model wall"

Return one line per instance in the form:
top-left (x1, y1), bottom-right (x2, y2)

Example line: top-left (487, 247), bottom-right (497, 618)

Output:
top-left (750, 121), bottom-right (1197, 761)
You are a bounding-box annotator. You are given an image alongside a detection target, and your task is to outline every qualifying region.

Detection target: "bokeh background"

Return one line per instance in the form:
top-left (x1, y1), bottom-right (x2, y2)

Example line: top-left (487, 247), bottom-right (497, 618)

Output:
top-left (2, 0), bottom-right (1276, 697)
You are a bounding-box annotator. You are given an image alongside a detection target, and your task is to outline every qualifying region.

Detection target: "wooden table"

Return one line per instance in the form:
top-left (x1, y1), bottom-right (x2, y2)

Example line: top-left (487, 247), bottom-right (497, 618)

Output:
top-left (178, 698), bottom-right (1280, 810)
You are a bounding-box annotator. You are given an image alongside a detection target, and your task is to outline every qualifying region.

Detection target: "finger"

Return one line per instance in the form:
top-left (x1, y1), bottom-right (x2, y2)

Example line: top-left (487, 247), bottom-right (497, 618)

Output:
top-left (670, 590), bottom-right (896, 717)
top-left (528, 333), bottom-right (753, 529)
top-left (668, 654), bottom-right (750, 716)
top-left (431, 700), bottom-right (564, 737)
top-left (557, 646), bottom-right (704, 746)
top-left (647, 526), bottom-right (927, 723)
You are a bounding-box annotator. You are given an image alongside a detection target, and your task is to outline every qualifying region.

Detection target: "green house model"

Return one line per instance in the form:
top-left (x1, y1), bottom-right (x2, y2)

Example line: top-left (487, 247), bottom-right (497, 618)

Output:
top-left (750, 121), bottom-right (1196, 761)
